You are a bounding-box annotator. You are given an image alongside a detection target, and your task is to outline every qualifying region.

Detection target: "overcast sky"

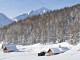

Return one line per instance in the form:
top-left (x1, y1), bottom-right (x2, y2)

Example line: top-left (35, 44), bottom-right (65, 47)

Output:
top-left (0, 0), bottom-right (80, 18)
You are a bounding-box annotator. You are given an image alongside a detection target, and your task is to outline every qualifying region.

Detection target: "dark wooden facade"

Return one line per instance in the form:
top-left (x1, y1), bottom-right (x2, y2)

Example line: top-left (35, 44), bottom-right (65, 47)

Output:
top-left (38, 52), bottom-right (46, 56)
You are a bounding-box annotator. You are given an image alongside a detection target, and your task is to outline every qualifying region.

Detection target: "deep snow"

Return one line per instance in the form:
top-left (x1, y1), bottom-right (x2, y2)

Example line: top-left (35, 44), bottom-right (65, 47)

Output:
top-left (0, 42), bottom-right (80, 60)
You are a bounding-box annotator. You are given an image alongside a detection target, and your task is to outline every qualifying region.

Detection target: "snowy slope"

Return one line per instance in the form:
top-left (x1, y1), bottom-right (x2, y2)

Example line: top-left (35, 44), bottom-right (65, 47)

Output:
top-left (0, 51), bottom-right (80, 60)
top-left (16, 42), bottom-right (72, 53)
top-left (12, 7), bottom-right (50, 22)
top-left (71, 43), bottom-right (80, 50)
top-left (0, 42), bottom-right (80, 60)
top-left (0, 13), bottom-right (13, 28)
top-left (12, 13), bottom-right (28, 22)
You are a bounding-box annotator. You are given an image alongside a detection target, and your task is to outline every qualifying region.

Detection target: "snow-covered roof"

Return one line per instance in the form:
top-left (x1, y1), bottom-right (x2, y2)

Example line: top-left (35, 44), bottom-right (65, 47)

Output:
top-left (59, 47), bottom-right (69, 52)
top-left (50, 48), bottom-right (62, 53)
top-left (2, 44), bottom-right (17, 51)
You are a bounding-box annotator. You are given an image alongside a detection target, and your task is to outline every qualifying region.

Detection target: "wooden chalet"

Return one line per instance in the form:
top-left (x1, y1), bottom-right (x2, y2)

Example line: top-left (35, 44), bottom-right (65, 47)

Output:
top-left (2, 44), bottom-right (18, 53)
top-left (47, 48), bottom-right (62, 55)
top-left (38, 51), bottom-right (46, 56)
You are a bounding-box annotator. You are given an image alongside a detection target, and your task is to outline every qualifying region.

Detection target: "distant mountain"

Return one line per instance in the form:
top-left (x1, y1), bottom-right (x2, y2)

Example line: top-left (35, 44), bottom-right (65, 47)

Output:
top-left (12, 7), bottom-right (50, 21)
top-left (0, 13), bottom-right (13, 28)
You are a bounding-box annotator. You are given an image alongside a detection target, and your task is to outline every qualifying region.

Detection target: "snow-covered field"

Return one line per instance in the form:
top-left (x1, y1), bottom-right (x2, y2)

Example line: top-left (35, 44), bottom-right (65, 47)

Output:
top-left (0, 42), bottom-right (80, 60)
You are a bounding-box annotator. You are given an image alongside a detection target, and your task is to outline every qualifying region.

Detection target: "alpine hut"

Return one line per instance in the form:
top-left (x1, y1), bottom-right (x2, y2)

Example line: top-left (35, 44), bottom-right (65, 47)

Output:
top-left (47, 48), bottom-right (62, 55)
top-left (2, 44), bottom-right (18, 53)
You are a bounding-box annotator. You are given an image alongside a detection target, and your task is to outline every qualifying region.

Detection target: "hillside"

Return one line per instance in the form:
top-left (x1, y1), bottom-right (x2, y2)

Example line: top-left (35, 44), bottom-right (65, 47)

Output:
top-left (0, 4), bottom-right (80, 45)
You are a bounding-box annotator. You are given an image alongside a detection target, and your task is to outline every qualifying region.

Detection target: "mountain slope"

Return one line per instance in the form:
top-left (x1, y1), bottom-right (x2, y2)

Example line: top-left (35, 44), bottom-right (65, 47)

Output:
top-left (0, 13), bottom-right (13, 28)
top-left (12, 7), bottom-right (50, 21)
top-left (0, 4), bottom-right (80, 45)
